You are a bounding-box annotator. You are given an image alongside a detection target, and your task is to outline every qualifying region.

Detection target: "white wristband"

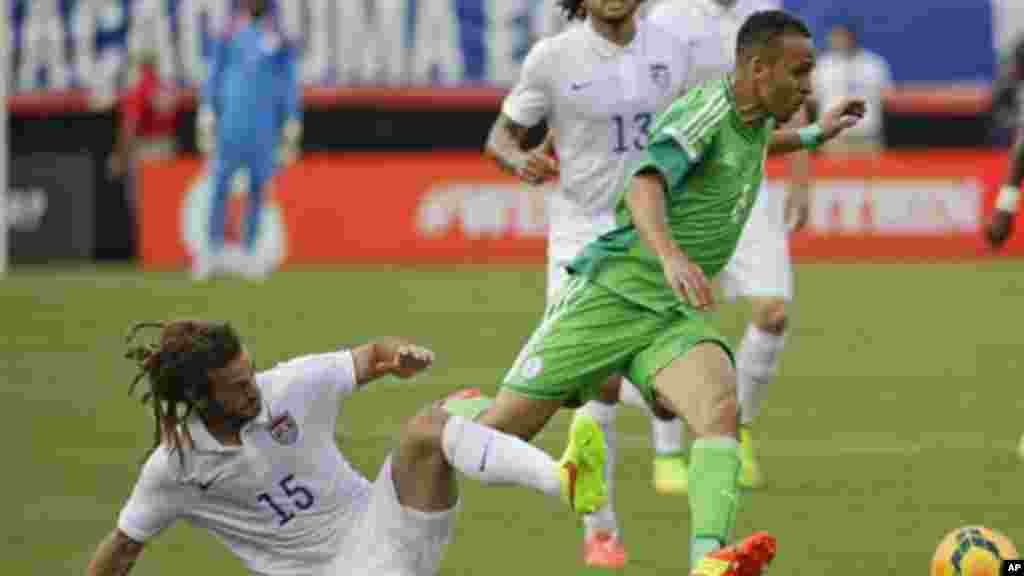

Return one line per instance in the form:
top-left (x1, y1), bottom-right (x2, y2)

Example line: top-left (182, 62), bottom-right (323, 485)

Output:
top-left (997, 185), bottom-right (1020, 213)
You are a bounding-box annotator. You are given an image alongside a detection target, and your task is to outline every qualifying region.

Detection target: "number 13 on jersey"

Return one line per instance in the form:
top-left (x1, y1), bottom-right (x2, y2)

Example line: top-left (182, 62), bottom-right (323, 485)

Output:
top-left (613, 112), bottom-right (654, 153)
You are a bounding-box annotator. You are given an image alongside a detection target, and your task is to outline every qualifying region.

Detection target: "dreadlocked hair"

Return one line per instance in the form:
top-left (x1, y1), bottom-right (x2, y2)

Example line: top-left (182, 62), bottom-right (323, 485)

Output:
top-left (125, 320), bottom-right (242, 466)
top-left (557, 0), bottom-right (647, 21)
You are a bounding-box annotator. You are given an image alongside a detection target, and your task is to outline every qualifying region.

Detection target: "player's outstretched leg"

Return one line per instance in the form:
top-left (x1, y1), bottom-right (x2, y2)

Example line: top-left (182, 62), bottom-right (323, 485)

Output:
top-left (735, 297), bottom-right (788, 489)
top-left (472, 388), bottom-right (609, 514)
top-left (348, 391), bottom-right (601, 574)
top-left (652, 343), bottom-right (775, 575)
top-left (441, 389), bottom-right (608, 514)
top-left (618, 377), bottom-right (690, 495)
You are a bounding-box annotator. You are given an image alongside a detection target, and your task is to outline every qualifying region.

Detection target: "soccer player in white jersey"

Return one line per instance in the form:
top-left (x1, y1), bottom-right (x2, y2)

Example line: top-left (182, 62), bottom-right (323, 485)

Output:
top-left (85, 320), bottom-right (608, 576)
top-left (647, 0), bottom-right (811, 490)
top-left (487, 0), bottom-right (701, 567)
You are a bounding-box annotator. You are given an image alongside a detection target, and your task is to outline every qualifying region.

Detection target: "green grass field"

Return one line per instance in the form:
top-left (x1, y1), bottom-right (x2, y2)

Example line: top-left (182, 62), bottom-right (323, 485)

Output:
top-left (4, 262), bottom-right (1022, 574)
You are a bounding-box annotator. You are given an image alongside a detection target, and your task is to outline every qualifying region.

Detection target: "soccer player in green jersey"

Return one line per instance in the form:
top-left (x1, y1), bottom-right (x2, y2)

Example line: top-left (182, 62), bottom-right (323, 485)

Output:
top-left (470, 10), bottom-right (865, 575)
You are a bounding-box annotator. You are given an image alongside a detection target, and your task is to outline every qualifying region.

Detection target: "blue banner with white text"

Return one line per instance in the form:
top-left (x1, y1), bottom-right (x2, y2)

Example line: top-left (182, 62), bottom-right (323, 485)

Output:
top-left (8, 0), bottom-right (997, 96)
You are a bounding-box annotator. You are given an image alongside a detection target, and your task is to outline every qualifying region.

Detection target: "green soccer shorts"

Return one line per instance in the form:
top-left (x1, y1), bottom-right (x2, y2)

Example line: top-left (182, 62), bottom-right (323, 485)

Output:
top-left (501, 275), bottom-right (735, 409)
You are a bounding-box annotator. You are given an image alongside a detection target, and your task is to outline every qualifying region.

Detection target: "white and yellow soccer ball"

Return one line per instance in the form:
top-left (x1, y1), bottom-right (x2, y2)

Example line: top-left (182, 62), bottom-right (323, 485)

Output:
top-left (932, 526), bottom-right (1017, 576)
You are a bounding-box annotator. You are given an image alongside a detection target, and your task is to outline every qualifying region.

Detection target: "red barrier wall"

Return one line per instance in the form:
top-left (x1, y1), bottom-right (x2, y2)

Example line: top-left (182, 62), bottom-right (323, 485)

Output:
top-left (139, 151), bottom-right (1024, 269)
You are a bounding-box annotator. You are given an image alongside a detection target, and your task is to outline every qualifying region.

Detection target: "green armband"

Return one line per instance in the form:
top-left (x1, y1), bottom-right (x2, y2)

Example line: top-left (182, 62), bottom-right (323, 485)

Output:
top-left (797, 124), bottom-right (825, 151)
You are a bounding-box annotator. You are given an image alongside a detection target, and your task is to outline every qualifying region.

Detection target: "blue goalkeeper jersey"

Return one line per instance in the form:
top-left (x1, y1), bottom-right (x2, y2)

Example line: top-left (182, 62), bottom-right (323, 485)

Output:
top-left (202, 14), bottom-right (301, 152)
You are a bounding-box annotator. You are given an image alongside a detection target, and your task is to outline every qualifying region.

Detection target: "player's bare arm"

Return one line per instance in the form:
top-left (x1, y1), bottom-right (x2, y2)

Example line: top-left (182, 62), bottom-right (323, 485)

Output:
top-left (628, 171), bottom-right (713, 310)
top-left (352, 338), bottom-right (435, 385)
top-left (782, 107), bottom-right (813, 231)
top-left (768, 98), bottom-right (866, 156)
top-left (986, 132), bottom-right (1023, 248)
top-left (86, 529), bottom-right (145, 576)
top-left (485, 114), bottom-right (558, 185)
top-left (785, 151), bottom-right (812, 232)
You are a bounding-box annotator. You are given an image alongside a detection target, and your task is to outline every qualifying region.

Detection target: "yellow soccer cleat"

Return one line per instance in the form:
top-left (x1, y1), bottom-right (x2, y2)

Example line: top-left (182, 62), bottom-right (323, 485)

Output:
top-left (739, 426), bottom-right (765, 489)
top-left (653, 452), bottom-right (689, 495)
top-left (559, 412), bottom-right (609, 514)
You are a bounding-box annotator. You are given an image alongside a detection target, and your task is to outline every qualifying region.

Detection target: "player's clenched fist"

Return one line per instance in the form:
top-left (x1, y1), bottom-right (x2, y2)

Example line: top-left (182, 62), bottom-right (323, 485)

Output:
top-left (515, 147), bottom-right (559, 186)
top-left (820, 97), bottom-right (867, 139)
top-left (382, 345), bottom-right (435, 379)
top-left (661, 250), bottom-right (714, 311)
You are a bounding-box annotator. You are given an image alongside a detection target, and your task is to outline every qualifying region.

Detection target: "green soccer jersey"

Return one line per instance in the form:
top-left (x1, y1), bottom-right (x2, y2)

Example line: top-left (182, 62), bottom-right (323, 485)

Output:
top-left (568, 78), bottom-right (775, 314)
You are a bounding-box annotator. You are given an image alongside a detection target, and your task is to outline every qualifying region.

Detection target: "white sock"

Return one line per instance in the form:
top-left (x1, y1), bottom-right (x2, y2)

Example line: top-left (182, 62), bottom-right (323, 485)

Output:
top-left (652, 416), bottom-right (684, 457)
top-left (577, 402), bottom-right (621, 538)
top-left (620, 378), bottom-right (685, 456)
top-left (441, 415), bottom-right (560, 499)
top-left (736, 324), bottom-right (786, 426)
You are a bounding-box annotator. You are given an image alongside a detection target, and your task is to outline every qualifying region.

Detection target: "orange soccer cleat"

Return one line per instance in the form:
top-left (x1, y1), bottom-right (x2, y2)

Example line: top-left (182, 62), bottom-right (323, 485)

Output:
top-left (690, 532), bottom-right (777, 576)
top-left (583, 530), bottom-right (628, 569)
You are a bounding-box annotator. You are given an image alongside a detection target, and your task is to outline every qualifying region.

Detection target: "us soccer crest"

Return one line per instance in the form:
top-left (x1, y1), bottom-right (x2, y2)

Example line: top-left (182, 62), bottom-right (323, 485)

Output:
top-left (269, 411), bottom-right (299, 445)
top-left (650, 63), bottom-right (671, 93)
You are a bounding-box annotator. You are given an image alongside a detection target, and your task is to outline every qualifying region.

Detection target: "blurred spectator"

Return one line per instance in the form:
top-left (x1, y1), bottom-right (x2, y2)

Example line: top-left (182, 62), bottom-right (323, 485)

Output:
top-left (986, 35), bottom-right (1024, 249)
top-left (991, 36), bottom-right (1024, 139)
top-left (71, 0), bottom-right (130, 106)
top-left (107, 50), bottom-right (182, 259)
top-left (108, 50), bottom-right (181, 182)
top-left (18, 0), bottom-right (70, 92)
top-left (811, 21), bottom-right (892, 156)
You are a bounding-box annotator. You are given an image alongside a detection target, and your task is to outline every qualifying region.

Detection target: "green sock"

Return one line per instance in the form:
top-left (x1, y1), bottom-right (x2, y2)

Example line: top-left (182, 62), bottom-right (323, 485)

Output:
top-left (691, 538), bottom-right (723, 567)
top-left (688, 436), bottom-right (741, 567)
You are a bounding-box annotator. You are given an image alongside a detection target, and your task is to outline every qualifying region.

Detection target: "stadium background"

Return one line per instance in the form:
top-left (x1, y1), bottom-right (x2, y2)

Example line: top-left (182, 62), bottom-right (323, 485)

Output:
top-left (4, 1), bottom-right (1024, 575)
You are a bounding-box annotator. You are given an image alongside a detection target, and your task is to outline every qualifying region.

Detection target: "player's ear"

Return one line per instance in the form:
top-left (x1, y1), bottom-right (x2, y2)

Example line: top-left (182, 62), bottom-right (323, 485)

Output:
top-left (748, 54), bottom-right (771, 82)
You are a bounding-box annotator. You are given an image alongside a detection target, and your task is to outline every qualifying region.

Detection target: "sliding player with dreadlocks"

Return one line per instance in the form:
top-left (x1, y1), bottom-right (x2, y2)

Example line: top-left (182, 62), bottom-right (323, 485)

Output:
top-left (123, 321), bottom-right (252, 465)
top-left (86, 320), bottom-right (609, 576)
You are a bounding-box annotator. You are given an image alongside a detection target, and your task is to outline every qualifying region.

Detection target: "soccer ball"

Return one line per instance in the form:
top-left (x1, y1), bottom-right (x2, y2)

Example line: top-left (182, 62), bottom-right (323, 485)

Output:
top-left (931, 526), bottom-right (1017, 576)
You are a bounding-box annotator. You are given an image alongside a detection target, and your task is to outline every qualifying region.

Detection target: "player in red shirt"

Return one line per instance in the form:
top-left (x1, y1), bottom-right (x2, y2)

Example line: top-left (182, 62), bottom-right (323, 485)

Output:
top-left (108, 51), bottom-right (181, 183)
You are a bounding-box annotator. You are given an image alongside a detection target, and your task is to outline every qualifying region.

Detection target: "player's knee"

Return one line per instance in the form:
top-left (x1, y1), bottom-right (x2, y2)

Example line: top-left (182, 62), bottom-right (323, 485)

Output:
top-left (401, 405), bottom-right (450, 459)
top-left (753, 298), bottom-right (788, 335)
top-left (702, 357), bottom-right (738, 436)
top-left (706, 392), bottom-right (739, 437)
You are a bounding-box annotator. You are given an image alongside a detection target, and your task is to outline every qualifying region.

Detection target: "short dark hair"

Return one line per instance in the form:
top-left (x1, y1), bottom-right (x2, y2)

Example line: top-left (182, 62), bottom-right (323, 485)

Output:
top-left (557, 0), bottom-right (647, 22)
top-left (125, 320), bottom-right (243, 464)
top-left (736, 10), bottom-right (812, 62)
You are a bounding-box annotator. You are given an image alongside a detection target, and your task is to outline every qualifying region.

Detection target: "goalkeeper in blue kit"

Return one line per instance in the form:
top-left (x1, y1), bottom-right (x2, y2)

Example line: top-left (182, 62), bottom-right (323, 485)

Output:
top-left (195, 0), bottom-right (301, 281)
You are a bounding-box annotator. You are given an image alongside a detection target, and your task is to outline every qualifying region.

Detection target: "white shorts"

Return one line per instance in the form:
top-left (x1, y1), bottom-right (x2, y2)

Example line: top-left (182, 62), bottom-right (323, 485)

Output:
top-left (332, 454), bottom-right (459, 576)
top-left (720, 182), bottom-right (794, 302)
top-left (545, 234), bottom-right (598, 307)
